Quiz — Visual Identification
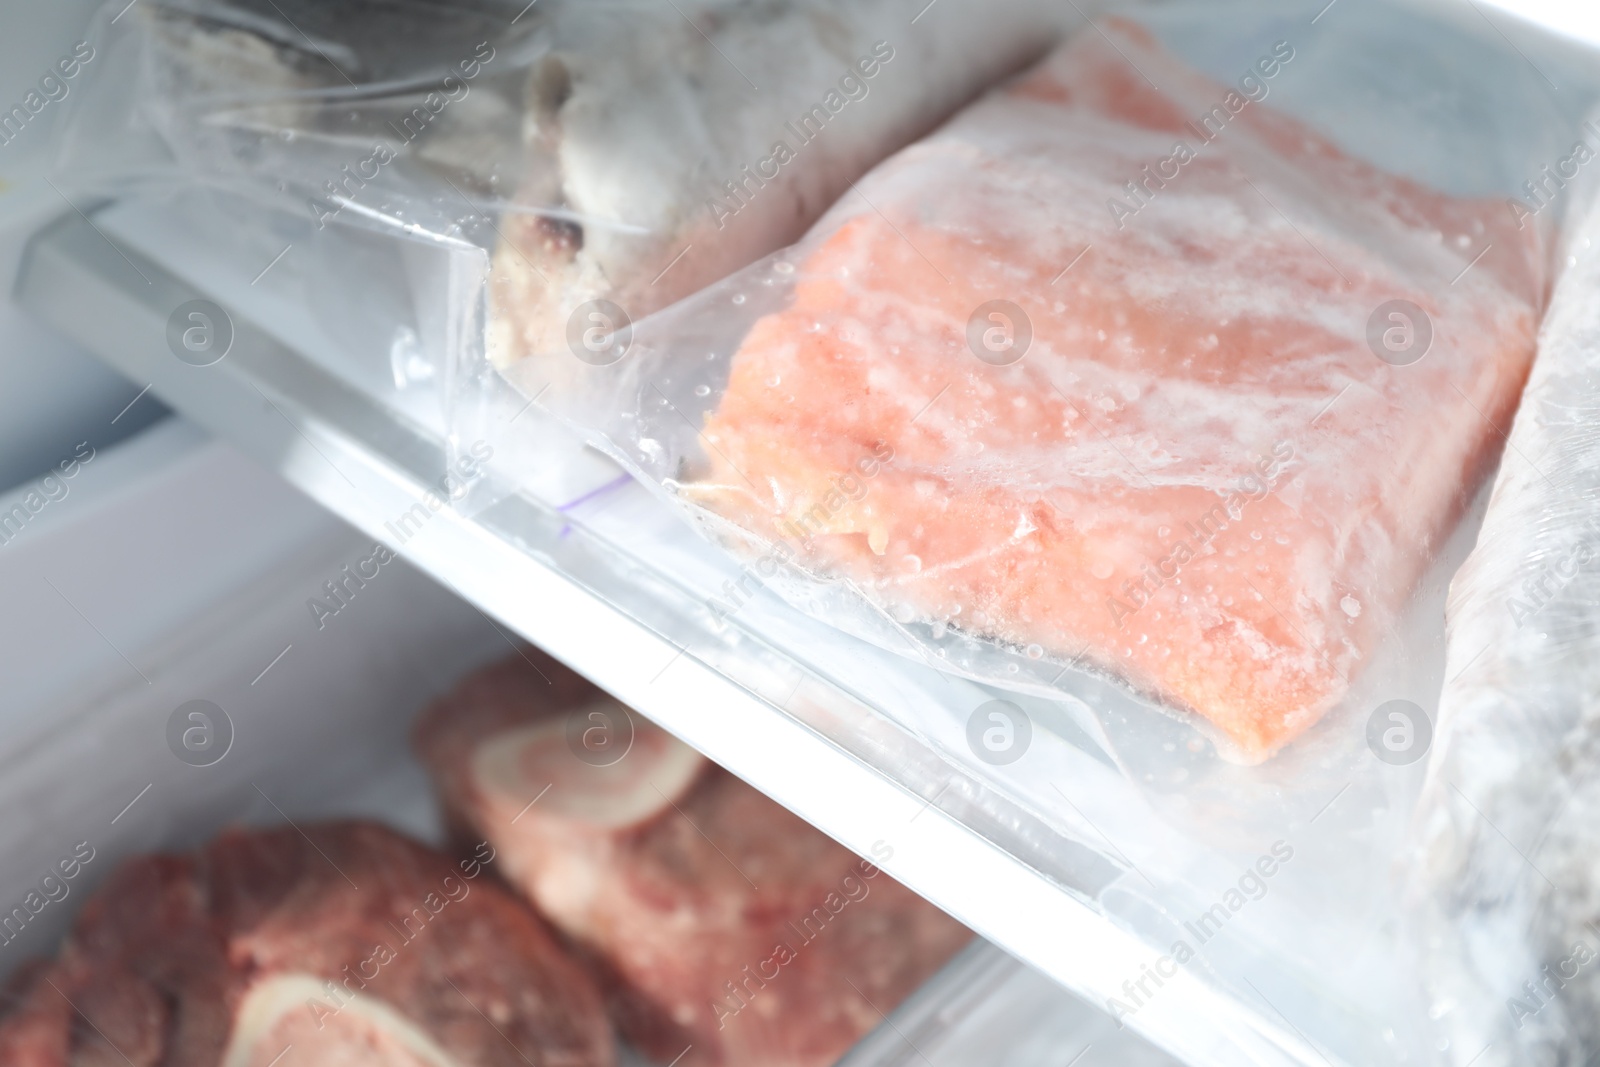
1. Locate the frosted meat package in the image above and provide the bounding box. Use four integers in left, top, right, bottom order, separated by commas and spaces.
527, 14, 1546, 761
1410, 166, 1600, 1066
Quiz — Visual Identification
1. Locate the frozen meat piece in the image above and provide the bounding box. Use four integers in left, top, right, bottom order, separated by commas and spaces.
0, 961, 69, 1067
1411, 191, 1600, 1065
488, 0, 1077, 369
0, 821, 614, 1067
692, 18, 1543, 760
413, 649, 973, 1067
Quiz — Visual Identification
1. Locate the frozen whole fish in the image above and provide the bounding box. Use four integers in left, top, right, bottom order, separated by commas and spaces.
486, 0, 1079, 370
1412, 191, 1600, 1065
691, 19, 1543, 760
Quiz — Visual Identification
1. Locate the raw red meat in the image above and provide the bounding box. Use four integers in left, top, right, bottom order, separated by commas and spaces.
413, 649, 972, 1067
0, 821, 615, 1067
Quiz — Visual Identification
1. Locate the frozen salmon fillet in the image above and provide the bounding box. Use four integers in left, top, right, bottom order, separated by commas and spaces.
693, 19, 1543, 760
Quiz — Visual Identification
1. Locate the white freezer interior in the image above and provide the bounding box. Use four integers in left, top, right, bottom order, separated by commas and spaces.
22, 3, 1600, 1060
0, 0, 166, 490
0, 416, 1178, 1066
6, 0, 1600, 1064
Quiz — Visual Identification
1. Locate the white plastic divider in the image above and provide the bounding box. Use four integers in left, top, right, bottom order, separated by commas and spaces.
17, 206, 1316, 1066
0, 0, 165, 490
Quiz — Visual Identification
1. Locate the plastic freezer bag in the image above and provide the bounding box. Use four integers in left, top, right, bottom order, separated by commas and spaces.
1409, 163, 1600, 1066
521, 12, 1549, 764
52, 0, 1086, 423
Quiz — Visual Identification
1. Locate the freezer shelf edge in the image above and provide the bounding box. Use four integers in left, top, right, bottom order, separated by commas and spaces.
16, 209, 1321, 1067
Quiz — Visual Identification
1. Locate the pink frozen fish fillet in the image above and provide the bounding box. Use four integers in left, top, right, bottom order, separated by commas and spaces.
695, 18, 1543, 760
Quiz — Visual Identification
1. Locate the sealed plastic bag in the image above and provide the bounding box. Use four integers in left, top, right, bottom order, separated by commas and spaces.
522, 15, 1546, 763
1410, 148, 1600, 1067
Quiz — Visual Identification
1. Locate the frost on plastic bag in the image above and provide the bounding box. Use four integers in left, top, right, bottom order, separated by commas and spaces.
467, 0, 1084, 501
51, 0, 549, 510
1409, 158, 1600, 1067
53, 0, 541, 223
522, 11, 1549, 767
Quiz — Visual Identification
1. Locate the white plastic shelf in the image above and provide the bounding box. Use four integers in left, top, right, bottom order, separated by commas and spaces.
0, 416, 1170, 1065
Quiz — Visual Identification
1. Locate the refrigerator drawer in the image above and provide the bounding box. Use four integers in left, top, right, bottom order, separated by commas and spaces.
0, 417, 1174, 1066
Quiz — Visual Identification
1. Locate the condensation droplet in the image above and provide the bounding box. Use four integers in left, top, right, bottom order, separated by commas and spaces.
1026, 643, 1043, 659
732, 293, 747, 305
1341, 595, 1362, 618
693, 384, 711, 398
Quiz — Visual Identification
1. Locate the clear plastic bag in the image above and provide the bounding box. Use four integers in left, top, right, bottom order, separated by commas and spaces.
52, 0, 1085, 510
520, 8, 1555, 766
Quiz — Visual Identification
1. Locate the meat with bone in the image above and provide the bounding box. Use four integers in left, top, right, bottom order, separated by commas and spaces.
0, 821, 615, 1067
413, 649, 973, 1067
